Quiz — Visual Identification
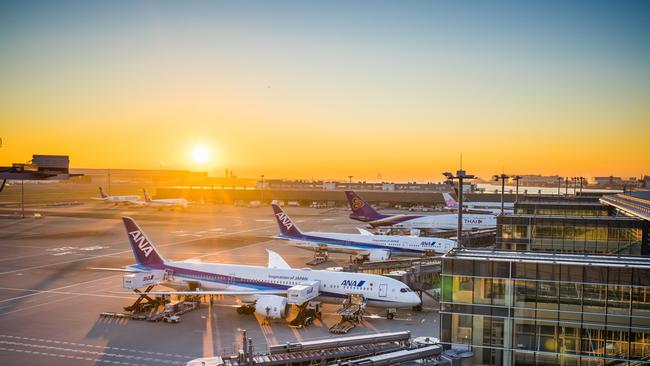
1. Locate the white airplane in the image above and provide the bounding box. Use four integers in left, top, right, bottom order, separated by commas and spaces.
92, 187, 139, 204
345, 191, 496, 230
106, 217, 421, 320
442, 193, 513, 215
272, 203, 456, 261
141, 189, 189, 208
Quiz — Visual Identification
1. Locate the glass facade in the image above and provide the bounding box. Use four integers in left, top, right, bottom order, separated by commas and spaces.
441, 254, 650, 365
497, 215, 648, 255
514, 202, 611, 217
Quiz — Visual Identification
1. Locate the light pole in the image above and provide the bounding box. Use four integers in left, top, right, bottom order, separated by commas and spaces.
512, 175, 522, 203
578, 177, 584, 195
565, 177, 569, 195
443, 170, 475, 248
260, 175, 265, 203
493, 173, 510, 216
557, 177, 563, 196
348, 175, 353, 186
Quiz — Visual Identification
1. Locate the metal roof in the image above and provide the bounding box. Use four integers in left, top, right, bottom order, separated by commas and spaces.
600, 191, 650, 221
445, 248, 650, 269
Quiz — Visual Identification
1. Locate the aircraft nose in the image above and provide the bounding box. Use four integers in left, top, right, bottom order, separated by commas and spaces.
411, 293, 422, 306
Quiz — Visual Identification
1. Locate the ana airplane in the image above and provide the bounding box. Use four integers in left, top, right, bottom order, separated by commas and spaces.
109, 217, 421, 320
141, 189, 189, 208
442, 192, 513, 215
92, 187, 139, 204
345, 191, 496, 230
272, 203, 456, 261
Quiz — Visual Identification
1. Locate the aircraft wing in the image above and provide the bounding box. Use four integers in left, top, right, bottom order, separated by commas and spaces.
122, 289, 288, 296
290, 242, 365, 255
89, 267, 146, 272
127, 200, 147, 206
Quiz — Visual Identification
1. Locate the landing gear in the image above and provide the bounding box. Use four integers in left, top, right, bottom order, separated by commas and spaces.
386, 308, 397, 320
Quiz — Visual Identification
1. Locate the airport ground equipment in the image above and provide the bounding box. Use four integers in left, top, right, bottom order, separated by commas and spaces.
288, 301, 321, 328
305, 244, 329, 265
185, 331, 412, 366
329, 294, 366, 334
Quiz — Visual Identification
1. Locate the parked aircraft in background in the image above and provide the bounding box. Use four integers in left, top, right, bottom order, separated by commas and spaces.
105, 217, 420, 321
271, 203, 456, 261
92, 187, 139, 204
442, 193, 513, 215
142, 189, 189, 209
345, 191, 496, 230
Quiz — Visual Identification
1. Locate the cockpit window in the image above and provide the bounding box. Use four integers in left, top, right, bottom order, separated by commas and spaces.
400, 288, 411, 293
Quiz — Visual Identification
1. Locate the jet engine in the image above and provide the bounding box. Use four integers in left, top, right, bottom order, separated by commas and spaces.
368, 249, 391, 261
254, 295, 289, 319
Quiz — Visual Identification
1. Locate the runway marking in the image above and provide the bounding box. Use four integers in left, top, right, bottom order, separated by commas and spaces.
0, 274, 119, 304
0, 287, 133, 301
0, 342, 181, 364
0, 230, 274, 315
0, 225, 274, 276
0, 335, 193, 358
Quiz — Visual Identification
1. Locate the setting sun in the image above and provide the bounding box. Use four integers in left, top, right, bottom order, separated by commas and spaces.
191, 146, 211, 165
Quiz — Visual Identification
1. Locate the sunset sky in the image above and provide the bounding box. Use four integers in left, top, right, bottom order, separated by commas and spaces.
1, 0, 648, 181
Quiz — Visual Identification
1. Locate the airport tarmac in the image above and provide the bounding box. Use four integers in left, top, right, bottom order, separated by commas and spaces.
0, 202, 440, 366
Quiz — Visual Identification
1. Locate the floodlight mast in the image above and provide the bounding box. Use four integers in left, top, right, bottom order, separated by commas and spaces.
493, 173, 510, 215
443, 170, 475, 248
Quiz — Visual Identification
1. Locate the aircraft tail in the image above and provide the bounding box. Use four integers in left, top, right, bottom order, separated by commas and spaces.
344, 191, 386, 221
143, 189, 152, 203
442, 193, 458, 209
122, 217, 166, 267
99, 186, 108, 198
271, 203, 303, 238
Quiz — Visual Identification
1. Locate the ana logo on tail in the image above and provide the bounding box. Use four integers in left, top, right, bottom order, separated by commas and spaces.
351, 197, 365, 210
275, 212, 293, 231
129, 230, 153, 257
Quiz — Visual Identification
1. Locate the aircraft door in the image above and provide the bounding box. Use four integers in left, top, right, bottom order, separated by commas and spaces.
379, 283, 388, 297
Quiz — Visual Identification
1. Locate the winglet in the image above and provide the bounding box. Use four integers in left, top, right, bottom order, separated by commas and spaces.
99, 186, 107, 198
267, 249, 291, 269
356, 227, 375, 236
143, 189, 152, 203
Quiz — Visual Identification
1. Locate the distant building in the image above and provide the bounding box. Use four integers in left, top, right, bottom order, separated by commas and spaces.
593, 176, 641, 190
258, 179, 451, 192
513, 175, 563, 187
440, 249, 650, 365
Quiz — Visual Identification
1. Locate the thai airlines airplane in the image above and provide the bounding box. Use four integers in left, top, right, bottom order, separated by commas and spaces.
345, 191, 496, 230
141, 189, 189, 208
92, 187, 139, 204
442, 193, 514, 215
272, 203, 456, 261
110, 217, 421, 320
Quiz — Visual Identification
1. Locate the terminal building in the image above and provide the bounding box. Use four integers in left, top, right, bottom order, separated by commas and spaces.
497, 215, 649, 256
440, 249, 650, 365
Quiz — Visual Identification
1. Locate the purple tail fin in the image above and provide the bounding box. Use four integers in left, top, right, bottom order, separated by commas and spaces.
272, 203, 303, 238
122, 217, 165, 267
99, 186, 107, 198
344, 191, 387, 221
